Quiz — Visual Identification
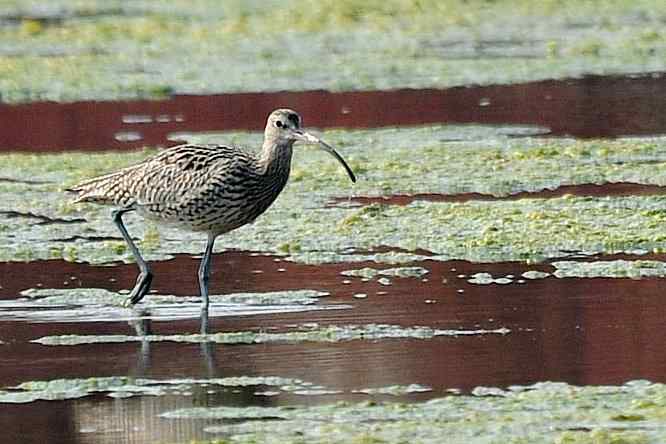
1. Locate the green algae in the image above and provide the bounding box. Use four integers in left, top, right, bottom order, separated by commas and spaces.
352, 384, 432, 396
5, 133, 666, 265
522, 270, 552, 280
291, 251, 432, 266
552, 260, 666, 279
327, 195, 666, 264
377, 277, 392, 286
0, 375, 317, 404
341, 267, 382, 279
467, 273, 514, 285
20, 287, 330, 307
378, 267, 429, 278
341, 266, 429, 279
164, 380, 666, 444
509, 260, 666, 280
0, 376, 157, 403
0, 1, 665, 102
31, 323, 510, 346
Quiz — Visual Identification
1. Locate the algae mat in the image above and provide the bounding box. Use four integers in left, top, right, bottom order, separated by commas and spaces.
2, 128, 666, 265
0, 375, 330, 403
177, 381, 666, 444
5, 377, 666, 444
1, 0, 665, 102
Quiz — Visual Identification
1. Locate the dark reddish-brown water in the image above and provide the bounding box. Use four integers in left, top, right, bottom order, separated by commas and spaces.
2, 252, 666, 389
1, 73, 665, 152
332, 182, 666, 206
2, 252, 666, 443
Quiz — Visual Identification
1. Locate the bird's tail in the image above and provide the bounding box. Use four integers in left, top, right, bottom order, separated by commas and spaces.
66, 171, 128, 205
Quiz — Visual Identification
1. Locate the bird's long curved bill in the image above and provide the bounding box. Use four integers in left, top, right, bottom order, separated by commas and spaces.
295, 131, 357, 183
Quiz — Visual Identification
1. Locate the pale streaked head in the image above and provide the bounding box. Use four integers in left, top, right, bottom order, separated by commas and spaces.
265, 108, 356, 183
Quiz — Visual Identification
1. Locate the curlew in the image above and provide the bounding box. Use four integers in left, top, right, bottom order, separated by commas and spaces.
68, 109, 356, 309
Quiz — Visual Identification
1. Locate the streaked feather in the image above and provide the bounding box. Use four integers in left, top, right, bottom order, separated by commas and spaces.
68, 142, 291, 234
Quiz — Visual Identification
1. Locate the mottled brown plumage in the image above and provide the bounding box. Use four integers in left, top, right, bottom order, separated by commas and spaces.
69, 109, 356, 309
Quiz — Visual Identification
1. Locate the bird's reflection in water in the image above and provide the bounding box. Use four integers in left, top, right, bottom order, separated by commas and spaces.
127, 306, 216, 378
199, 307, 216, 376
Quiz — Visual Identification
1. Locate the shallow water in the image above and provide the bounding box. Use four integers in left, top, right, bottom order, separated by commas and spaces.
2, 2, 666, 441
1, 69, 665, 444
1, 73, 665, 151
331, 182, 666, 206
2, 251, 666, 442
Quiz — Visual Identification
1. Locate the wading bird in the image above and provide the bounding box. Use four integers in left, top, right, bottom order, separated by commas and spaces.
69, 109, 356, 309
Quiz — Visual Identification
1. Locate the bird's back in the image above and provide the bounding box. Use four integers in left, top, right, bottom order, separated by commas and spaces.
69, 143, 287, 234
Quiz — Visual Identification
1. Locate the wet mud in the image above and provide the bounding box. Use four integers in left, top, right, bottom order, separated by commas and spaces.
1, 73, 665, 151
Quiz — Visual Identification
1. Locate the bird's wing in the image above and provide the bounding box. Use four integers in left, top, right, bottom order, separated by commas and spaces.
131, 144, 256, 209
69, 143, 257, 209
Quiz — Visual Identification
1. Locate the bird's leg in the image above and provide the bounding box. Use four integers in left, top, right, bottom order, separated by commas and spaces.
112, 208, 153, 306
200, 304, 210, 334
198, 233, 217, 310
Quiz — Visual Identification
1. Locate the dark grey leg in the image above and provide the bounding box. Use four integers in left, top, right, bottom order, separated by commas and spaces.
198, 233, 217, 309
200, 304, 210, 334
112, 208, 153, 306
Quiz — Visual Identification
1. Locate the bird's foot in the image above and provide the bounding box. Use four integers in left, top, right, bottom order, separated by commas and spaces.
122, 272, 153, 307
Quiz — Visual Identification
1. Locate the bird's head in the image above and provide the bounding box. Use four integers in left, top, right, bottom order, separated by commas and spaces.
265, 108, 356, 183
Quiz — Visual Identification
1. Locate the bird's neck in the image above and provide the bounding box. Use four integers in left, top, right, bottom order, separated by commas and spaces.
258, 140, 294, 178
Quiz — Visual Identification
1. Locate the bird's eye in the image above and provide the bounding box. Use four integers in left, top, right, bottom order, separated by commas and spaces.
287, 113, 299, 126
275, 120, 283, 128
